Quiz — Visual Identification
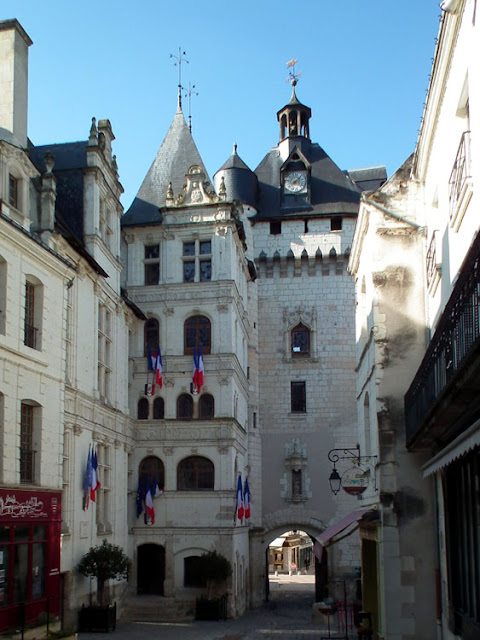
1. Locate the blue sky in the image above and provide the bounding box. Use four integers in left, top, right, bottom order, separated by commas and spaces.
2, 1, 442, 210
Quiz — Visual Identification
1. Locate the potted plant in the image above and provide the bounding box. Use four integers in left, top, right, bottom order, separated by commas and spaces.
195, 550, 232, 621
77, 540, 130, 632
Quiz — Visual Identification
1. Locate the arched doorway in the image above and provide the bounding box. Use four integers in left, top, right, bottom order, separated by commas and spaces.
137, 544, 165, 595
266, 530, 318, 607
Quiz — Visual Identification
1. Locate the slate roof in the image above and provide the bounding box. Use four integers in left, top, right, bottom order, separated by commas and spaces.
214, 144, 258, 208
346, 166, 387, 192
29, 140, 108, 277
122, 107, 212, 227
253, 139, 362, 220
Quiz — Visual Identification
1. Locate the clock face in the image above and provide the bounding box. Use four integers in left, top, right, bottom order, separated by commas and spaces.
284, 171, 307, 193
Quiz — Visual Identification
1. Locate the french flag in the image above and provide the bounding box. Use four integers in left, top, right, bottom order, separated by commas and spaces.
244, 478, 251, 520
193, 346, 204, 393
236, 475, 244, 522
145, 483, 155, 525
90, 447, 101, 502
155, 346, 162, 389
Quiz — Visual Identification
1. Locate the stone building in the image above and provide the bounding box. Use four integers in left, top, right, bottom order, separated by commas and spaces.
0, 19, 141, 630
0, 13, 392, 633
349, 0, 479, 638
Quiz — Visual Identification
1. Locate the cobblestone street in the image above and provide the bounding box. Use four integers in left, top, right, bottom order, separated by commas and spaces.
78, 574, 344, 640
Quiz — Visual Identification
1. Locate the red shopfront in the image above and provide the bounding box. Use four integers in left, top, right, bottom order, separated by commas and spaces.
0, 488, 61, 632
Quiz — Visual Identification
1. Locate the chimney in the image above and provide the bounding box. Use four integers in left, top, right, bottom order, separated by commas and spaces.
0, 19, 32, 148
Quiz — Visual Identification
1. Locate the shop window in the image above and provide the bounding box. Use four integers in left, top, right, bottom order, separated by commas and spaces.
177, 394, 193, 420
199, 394, 214, 420
138, 398, 149, 420
184, 556, 206, 587
177, 456, 214, 490
183, 239, 212, 283
144, 318, 159, 356
291, 381, 306, 413
24, 276, 43, 351
153, 397, 164, 420
184, 315, 211, 355
291, 323, 310, 357
144, 244, 160, 285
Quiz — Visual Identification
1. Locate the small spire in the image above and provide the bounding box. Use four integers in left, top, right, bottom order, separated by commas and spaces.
232, 142, 238, 155
170, 48, 189, 111
218, 176, 226, 199
44, 151, 54, 174
88, 117, 98, 146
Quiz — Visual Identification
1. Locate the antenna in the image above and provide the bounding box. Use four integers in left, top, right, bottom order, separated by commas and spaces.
183, 82, 199, 133
286, 58, 301, 87
170, 47, 189, 109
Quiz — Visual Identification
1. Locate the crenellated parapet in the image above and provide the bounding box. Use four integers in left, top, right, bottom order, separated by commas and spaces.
255, 245, 351, 278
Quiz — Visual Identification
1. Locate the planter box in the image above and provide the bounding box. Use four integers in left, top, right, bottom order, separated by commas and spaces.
195, 595, 227, 621
78, 603, 116, 632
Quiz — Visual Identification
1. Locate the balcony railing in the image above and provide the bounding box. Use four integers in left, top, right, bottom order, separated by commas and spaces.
449, 131, 472, 225
405, 231, 480, 445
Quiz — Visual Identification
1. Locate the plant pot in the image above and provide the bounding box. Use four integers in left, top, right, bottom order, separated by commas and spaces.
195, 595, 227, 621
78, 603, 116, 632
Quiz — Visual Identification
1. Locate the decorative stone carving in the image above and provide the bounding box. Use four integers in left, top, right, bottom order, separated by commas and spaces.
73, 425, 83, 436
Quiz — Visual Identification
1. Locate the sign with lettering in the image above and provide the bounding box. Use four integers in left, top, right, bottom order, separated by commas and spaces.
0, 489, 61, 521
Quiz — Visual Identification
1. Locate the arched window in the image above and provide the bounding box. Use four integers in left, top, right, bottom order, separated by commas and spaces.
291, 323, 310, 358
137, 398, 149, 420
184, 315, 211, 355
139, 455, 164, 492
144, 318, 159, 356
153, 397, 164, 420
199, 394, 214, 420
177, 394, 193, 420
177, 456, 214, 490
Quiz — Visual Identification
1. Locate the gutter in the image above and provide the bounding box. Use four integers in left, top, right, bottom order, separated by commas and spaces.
362, 196, 421, 230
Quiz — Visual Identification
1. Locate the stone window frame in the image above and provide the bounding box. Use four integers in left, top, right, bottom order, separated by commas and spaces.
177, 455, 214, 491
182, 238, 212, 283
283, 307, 318, 363
281, 438, 311, 503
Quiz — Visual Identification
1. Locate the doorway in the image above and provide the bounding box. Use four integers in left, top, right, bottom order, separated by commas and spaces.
137, 544, 165, 595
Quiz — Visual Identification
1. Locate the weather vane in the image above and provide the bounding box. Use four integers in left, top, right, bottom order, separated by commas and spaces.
170, 47, 189, 108
183, 81, 199, 133
286, 58, 301, 87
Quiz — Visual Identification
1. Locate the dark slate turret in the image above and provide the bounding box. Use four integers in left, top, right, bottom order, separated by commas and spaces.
122, 104, 212, 227
214, 143, 258, 208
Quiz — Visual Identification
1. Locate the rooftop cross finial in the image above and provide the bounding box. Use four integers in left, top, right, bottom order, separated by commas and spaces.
170, 47, 189, 110
286, 58, 301, 87
183, 81, 199, 133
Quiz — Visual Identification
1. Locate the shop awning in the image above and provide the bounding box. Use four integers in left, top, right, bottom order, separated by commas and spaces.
312, 509, 375, 562
423, 420, 480, 477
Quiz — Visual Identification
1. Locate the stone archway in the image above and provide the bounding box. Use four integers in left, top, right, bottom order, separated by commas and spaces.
249, 518, 327, 609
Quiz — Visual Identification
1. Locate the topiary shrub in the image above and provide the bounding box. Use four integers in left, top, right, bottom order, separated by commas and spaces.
78, 539, 130, 606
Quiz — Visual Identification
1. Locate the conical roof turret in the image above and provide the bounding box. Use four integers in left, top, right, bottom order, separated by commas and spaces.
214, 143, 258, 208
122, 106, 212, 226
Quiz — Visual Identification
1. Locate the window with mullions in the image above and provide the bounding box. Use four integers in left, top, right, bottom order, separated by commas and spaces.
144, 244, 160, 285
291, 323, 310, 358
144, 318, 159, 356
139, 456, 164, 493
177, 394, 193, 419
291, 381, 306, 413
199, 394, 214, 420
184, 315, 211, 355
177, 456, 214, 490
183, 240, 212, 283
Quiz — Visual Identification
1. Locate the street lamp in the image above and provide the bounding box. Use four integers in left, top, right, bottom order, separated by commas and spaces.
328, 467, 342, 495
327, 445, 377, 495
